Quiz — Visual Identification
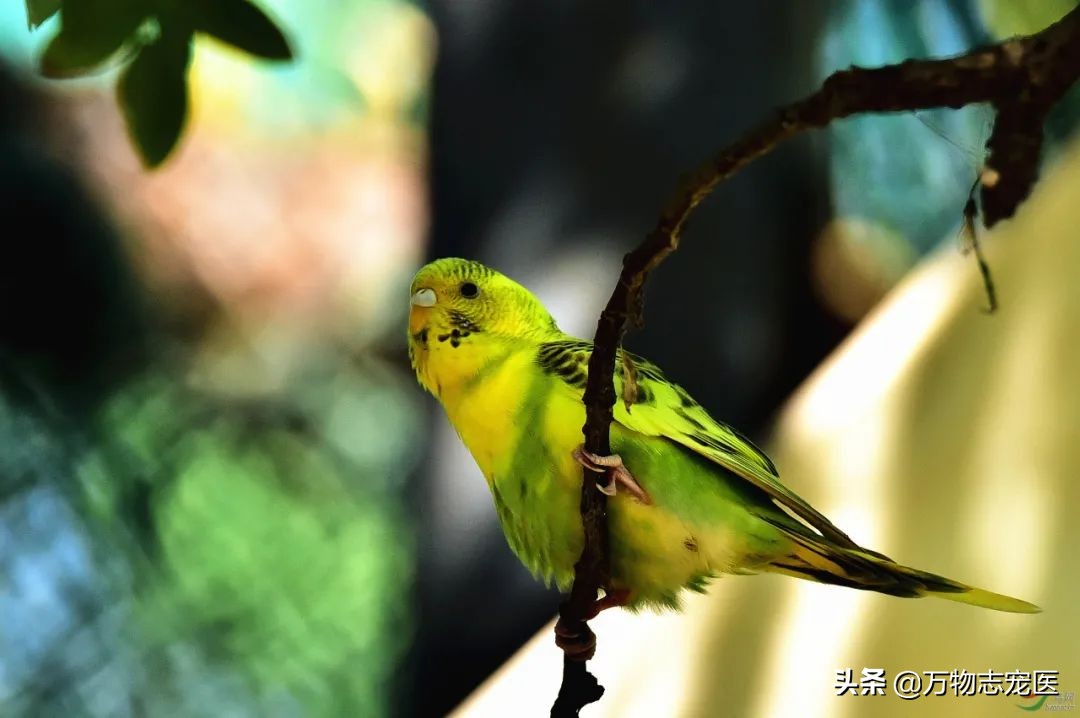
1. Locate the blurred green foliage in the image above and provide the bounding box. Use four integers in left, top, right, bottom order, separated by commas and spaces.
3, 364, 417, 717
978, 0, 1078, 37
25, 0, 292, 165
0, 127, 420, 714
979, 0, 1080, 141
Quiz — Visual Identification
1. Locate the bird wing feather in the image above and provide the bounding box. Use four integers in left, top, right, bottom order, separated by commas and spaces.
536, 339, 863, 550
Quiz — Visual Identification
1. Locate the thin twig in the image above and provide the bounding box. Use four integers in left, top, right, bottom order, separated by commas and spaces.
960, 176, 999, 312
553, 7, 1080, 715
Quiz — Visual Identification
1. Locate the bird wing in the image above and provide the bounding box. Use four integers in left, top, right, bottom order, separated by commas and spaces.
536, 339, 862, 550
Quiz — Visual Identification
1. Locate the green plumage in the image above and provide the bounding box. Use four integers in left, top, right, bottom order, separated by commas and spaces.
407, 258, 1040, 614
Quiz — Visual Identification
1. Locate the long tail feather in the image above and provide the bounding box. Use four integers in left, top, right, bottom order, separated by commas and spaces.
764, 520, 1039, 614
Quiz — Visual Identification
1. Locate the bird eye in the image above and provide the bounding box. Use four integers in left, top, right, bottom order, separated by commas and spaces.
460, 282, 479, 298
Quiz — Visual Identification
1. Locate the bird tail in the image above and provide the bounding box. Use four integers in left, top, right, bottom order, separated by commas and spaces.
764, 520, 1039, 614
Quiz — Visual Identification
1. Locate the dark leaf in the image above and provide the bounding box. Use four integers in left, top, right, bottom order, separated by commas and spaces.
26, 0, 61, 30
185, 0, 292, 61
39, 0, 147, 78
118, 24, 192, 167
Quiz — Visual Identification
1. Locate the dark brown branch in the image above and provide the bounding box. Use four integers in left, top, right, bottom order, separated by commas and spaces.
553, 6, 1080, 715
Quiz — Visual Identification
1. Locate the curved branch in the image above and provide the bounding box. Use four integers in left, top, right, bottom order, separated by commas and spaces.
553, 6, 1080, 715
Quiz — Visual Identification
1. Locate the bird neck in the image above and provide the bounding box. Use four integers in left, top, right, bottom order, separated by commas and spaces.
414, 324, 549, 404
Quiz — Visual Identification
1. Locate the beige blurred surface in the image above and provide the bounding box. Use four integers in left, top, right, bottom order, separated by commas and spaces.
453, 136, 1080, 717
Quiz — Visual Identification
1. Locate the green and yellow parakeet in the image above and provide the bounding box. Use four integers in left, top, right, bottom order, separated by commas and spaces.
407, 257, 1038, 615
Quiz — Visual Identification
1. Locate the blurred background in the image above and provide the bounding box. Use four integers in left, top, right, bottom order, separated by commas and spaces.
0, 1, 1076, 717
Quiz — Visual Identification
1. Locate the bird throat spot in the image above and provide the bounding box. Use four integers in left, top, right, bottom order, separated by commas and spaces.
448, 310, 483, 334
437, 327, 471, 348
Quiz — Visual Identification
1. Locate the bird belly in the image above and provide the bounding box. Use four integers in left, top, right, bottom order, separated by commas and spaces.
491, 460, 764, 611
487, 407, 778, 610
447, 362, 783, 610
607, 498, 759, 610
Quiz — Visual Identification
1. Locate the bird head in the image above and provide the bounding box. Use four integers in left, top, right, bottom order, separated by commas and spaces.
407, 259, 559, 350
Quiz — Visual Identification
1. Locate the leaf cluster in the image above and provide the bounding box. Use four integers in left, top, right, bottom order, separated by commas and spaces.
25, 0, 294, 166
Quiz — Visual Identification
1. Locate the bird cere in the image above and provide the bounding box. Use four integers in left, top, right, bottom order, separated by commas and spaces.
407, 257, 1038, 615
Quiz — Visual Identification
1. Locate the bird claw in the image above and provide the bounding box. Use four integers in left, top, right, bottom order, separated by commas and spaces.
572, 446, 652, 504
596, 477, 618, 497
585, 588, 633, 619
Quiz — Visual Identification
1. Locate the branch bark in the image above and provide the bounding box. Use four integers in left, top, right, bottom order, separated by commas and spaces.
552, 6, 1080, 715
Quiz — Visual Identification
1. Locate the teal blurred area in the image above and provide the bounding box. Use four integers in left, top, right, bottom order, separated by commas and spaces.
820, 0, 993, 257
812, 0, 1080, 322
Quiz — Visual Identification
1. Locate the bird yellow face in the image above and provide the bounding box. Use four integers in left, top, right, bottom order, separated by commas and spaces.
408, 258, 495, 345
407, 258, 560, 394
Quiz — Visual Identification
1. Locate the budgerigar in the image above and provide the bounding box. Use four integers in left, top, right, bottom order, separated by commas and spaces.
407, 257, 1038, 615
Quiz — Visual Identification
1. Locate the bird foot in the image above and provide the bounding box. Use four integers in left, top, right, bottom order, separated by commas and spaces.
585, 588, 633, 619
572, 446, 652, 504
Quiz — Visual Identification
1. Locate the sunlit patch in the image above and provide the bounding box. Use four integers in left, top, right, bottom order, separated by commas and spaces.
787, 250, 959, 440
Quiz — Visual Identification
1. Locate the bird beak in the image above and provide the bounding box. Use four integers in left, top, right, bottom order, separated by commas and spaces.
411, 288, 436, 308
409, 288, 436, 335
